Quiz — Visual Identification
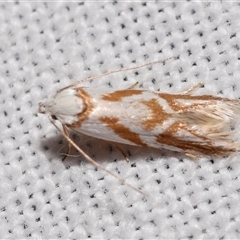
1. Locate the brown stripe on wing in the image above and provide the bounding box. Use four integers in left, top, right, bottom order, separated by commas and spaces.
102, 90, 143, 102
140, 98, 171, 131
162, 121, 209, 141
67, 88, 95, 128
156, 133, 233, 156
99, 116, 147, 147
156, 120, 234, 156
159, 93, 228, 112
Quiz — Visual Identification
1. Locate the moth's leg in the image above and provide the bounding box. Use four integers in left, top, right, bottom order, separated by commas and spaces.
62, 127, 130, 162
127, 82, 139, 90
62, 125, 71, 161
182, 82, 204, 95
50, 119, 145, 195
109, 141, 130, 162
185, 152, 198, 160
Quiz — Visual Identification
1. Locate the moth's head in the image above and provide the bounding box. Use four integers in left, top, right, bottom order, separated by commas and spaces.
38, 88, 85, 125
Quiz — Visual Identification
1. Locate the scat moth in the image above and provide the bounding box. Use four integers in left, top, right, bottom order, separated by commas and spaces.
39, 59, 240, 193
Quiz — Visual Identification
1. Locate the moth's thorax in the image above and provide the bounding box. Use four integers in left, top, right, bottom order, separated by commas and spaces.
39, 88, 85, 125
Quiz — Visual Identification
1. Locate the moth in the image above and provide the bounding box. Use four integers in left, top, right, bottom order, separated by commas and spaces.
39, 59, 240, 194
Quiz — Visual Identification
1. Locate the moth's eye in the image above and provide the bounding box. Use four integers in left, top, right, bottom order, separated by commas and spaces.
51, 115, 57, 120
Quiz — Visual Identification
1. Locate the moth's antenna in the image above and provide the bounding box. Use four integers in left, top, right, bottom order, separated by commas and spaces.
59, 57, 174, 92
50, 117, 147, 196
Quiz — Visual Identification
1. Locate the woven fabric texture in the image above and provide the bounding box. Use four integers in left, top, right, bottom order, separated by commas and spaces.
1, 2, 240, 239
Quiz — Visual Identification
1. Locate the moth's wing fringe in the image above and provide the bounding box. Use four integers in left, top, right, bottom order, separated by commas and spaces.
50, 118, 146, 196
177, 100, 240, 153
